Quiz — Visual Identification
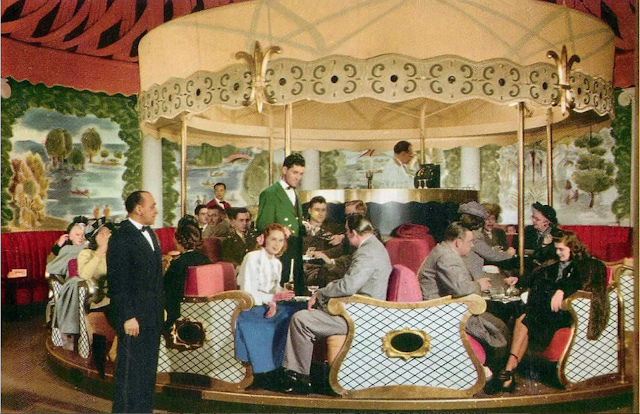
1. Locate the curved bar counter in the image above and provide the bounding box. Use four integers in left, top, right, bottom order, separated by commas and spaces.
46, 266, 635, 412
298, 188, 478, 205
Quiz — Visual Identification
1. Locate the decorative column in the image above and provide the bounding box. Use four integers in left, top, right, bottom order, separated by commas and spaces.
142, 133, 164, 228
459, 147, 480, 190
301, 149, 320, 190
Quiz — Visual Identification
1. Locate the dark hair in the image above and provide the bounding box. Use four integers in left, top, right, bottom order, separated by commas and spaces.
346, 214, 374, 235
227, 207, 250, 220
443, 222, 470, 242
208, 204, 225, 213
393, 140, 412, 154
213, 182, 226, 190
283, 152, 305, 169
125, 190, 149, 214
459, 213, 484, 231
87, 222, 115, 250
308, 195, 327, 210
194, 204, 208, 215
175, 215, 202, 250
260, 223, 288, 256
552, 229, 589, 260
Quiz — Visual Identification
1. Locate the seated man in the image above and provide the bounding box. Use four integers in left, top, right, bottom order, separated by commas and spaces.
203, 205, 232, 238
221, 207, 258, 268
194, 204, 210, 234
302, 196, 349, 287
418, 221, 510, 380
523, 202, 559, 275
279, 214, 392, 394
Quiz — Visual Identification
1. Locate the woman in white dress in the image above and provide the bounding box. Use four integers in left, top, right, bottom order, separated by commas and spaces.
235, 223, 300, 388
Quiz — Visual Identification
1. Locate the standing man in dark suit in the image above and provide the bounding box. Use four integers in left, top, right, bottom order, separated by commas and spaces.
107, 190, 163, 413
256, 153, 306, 295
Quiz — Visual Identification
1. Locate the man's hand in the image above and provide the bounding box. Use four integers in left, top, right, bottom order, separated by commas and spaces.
478, 277, 491, 292
506, 247, 516, 256
309, 251, 332, 264
504, 276, 519, 286
124, 318, 140, 337
307, 293, 317, 310
329, 234, 345, 246
551, 290, 565, 312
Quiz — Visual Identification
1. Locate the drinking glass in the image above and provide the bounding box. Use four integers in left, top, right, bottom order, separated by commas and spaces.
307, 285, 319, 296
284, 281, 295, 292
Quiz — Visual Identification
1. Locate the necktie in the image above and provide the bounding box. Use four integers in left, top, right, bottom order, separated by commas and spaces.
141, 225, 151, 233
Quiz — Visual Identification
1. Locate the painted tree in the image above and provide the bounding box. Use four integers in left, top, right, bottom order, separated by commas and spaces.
68, 148, 85, 170
45, 128, 73, 168
8, 152, 49, 227
571, 133, 615, 208
81, 127, 102, 163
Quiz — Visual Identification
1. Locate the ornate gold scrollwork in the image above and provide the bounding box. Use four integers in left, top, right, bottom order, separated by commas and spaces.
547, 45, 581, 114
381, 327, 431, 360
235, 41, 282, 113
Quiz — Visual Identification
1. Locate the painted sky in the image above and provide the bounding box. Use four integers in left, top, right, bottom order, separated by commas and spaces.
11, 108, 122, 146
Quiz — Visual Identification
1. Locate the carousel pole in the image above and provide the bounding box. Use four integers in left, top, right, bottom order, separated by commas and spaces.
546, 108, 553, 205
180, 114, 188, 217
284, 103, 293, 156
420, 101, 427, 164
268, 106, 274, 185
517, 102, 526, 276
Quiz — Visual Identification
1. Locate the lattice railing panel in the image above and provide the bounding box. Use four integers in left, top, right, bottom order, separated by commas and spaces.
337, 301, 477, 391
565, 291, 619, 383
157, 299, 247, 384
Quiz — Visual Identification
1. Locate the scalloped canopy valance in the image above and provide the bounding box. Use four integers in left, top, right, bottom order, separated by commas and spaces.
138, 0, 615, 150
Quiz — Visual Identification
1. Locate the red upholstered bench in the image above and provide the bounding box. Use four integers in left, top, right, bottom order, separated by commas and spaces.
1, 227, 179, 307
1, 230, 65, 305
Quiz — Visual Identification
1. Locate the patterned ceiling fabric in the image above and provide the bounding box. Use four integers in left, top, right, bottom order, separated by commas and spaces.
0, 0, 635, 95
0, 0, 247, 95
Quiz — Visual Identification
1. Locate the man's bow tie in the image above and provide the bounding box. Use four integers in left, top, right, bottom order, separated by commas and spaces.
286, 186, 295, 190
141, 225, 152, 233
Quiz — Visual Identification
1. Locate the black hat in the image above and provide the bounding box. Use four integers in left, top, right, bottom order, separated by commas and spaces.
85, 217, 116, 240
532, 202, 557, 224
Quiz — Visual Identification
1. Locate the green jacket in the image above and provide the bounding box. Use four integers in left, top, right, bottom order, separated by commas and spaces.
256, 182, 305, 237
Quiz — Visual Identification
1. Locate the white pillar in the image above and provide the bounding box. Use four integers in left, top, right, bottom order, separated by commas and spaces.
301, 149, 320, 190
142, 134, 164, 228
460, 147, 480, 190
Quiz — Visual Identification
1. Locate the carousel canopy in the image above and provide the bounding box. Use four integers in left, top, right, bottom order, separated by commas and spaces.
138, 0, 615, 150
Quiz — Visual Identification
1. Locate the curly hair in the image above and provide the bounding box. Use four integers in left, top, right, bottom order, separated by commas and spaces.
260, 223, 288, 257
174, 215, 202, 251
482, 203, 502, 220
553, 229, 589, 260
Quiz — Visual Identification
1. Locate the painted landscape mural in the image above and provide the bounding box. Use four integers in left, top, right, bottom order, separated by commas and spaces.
1, 79, 632, 232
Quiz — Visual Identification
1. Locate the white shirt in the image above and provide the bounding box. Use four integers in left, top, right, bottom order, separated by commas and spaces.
373, 156, 413, 188
237, 248, 283, 305
129, 218, 155, 251
279, 179, 297, 206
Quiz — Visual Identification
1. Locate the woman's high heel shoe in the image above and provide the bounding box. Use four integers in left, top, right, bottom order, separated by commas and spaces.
497, 369, 516, 393
484, 369, 516, 394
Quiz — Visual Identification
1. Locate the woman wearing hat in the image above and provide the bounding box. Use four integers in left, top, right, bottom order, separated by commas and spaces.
523, 202, 559, 280
78, 218, 115, 312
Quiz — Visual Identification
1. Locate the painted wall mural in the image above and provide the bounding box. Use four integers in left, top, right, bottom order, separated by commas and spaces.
1, 79, 139, 231
1, 79, 631, 232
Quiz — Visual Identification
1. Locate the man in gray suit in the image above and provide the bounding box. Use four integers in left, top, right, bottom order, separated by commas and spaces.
279, 214, 392, 394
418, 221, 509, 384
